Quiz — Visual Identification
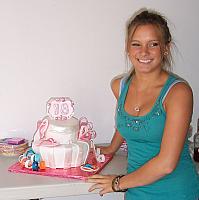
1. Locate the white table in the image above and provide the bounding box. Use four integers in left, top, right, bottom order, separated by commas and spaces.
1, 151, 198, 200
0, 152, 127, 200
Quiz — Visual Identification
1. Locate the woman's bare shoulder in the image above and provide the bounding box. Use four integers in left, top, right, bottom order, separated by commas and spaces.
164, 81, 193, 110
110, 77, 122, 99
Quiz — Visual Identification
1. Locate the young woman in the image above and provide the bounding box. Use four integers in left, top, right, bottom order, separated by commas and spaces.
87, 9, 199, 200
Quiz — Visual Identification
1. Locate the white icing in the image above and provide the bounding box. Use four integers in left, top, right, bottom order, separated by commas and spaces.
71, 143, 79, 166
32, 116, 90, 169
44, 116, 79, 144
38, 143, 89, 169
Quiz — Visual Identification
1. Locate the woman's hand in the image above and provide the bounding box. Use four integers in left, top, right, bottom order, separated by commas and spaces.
87, 174, 117, 196
97, 145, 115, 155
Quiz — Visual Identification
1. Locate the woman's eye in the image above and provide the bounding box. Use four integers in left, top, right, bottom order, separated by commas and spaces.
131, 43, 140, 47
149, 42, 159, 48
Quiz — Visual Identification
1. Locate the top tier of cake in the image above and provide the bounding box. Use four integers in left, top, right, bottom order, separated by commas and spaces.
42, 116, 79, 144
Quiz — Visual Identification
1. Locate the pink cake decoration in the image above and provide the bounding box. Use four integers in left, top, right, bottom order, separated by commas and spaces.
38, 118, 49, 139
78, 117, 96, 141
47, 97, 74, 120
34, 118, 59, 147
77, 118, 106, 172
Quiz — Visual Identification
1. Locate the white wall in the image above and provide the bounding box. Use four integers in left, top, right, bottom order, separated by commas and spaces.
0, 0, 198, 199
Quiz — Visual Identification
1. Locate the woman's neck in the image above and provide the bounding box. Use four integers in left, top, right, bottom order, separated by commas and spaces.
133, 70, 168, 91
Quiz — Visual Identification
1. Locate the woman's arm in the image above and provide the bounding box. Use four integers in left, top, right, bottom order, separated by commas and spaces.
88, 82, 193, 195
99, 77, 125, 155
99, 130, 124, 154
117, 82, 193, 189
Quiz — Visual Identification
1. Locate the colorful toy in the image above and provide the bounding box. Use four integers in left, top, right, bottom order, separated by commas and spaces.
18, 148, 46, 171
32, 161, 39, 171
80, 163, 99, 172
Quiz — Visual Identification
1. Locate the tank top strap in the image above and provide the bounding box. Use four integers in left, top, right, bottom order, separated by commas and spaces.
118, 76, 132, 105
119, 75, 128, 96
158, 73, 187, 103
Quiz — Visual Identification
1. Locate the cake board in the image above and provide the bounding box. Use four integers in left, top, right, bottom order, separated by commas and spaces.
8, 154, 113, 180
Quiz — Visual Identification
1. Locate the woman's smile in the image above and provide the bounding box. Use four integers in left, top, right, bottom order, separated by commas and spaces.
137, 58, 153, 64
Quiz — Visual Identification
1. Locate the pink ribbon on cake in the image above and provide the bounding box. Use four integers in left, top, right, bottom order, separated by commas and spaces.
78, 117, 96, 141
38, 138, 59, 146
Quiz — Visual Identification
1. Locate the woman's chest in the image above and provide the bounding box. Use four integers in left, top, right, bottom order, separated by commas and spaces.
124, 84, 163, 117
117, 102, 166, 143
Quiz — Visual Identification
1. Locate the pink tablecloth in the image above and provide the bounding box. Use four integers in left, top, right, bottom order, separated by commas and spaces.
8, 154, 113, 180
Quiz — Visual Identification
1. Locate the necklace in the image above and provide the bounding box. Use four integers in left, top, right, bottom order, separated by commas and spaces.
133, 87, 141, 113
134, 106, 140, 112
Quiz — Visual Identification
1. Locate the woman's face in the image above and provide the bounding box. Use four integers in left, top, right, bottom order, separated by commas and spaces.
128, 24, 167, 74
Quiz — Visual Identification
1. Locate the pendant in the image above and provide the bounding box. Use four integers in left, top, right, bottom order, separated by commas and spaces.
134, 106, 140, 112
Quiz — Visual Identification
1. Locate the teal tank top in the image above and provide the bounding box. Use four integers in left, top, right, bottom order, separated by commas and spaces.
116, 73, 199, 200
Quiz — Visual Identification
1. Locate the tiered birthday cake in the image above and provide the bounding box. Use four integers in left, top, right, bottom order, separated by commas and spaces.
9, 97, 113, 179
24, 97, 94, 170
